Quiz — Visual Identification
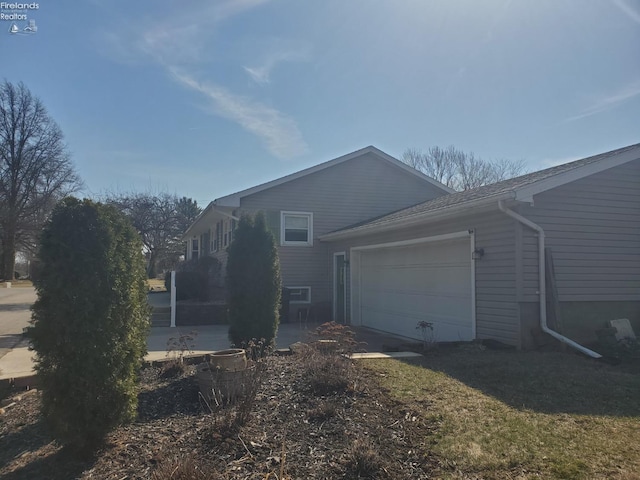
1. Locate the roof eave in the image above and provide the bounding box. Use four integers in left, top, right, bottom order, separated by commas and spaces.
320, 192, 516, 242
321, 142, 640, 243
182, 201, 215, 240
214, 197, 241, 207
181, 203, 236, 240
211, 145, 453, 206
514, 144, 640, 201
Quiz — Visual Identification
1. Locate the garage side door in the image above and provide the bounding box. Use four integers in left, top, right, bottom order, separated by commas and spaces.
358, 238, 473, 342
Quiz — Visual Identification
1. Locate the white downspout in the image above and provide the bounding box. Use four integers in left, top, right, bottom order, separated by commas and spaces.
498, 200, 601, 358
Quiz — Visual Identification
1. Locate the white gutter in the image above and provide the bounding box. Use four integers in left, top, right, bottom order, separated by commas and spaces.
498, 200, 601, 358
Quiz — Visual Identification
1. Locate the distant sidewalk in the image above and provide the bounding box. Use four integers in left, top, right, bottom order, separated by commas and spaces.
0, 338, 33, 380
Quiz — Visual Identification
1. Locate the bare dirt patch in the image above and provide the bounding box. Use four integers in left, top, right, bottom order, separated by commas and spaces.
0, 355, 442, 479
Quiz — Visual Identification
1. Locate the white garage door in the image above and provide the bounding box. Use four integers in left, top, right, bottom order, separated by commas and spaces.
357, 237, 473, 342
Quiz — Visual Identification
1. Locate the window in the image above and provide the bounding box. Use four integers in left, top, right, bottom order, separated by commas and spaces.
281, 211, 313, 246
288, 286, 311, 304
191, 238, 199, 260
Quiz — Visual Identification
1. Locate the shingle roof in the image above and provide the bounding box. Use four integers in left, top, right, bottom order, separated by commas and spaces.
322, 143, 640, 238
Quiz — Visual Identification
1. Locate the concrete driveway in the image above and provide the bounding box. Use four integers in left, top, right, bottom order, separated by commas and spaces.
0, 287, 407, 379
0, 286, 36, 360
147, 322, 406, 362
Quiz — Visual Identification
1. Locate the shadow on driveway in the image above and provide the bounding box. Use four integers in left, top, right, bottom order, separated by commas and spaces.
0, 303, 32, 312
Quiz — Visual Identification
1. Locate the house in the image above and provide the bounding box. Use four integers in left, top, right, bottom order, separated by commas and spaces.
321, 143, 640, 350
182, 146, 453, 320
185, 143, 639, 350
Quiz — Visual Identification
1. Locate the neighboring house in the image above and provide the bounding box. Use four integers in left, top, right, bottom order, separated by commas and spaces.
182, 146, 452, 321
321, 143, 640, 349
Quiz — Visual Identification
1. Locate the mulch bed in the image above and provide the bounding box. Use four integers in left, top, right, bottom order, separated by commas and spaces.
0, 354, 443, 479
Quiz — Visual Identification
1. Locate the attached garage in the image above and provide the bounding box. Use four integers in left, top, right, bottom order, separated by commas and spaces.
350, 232, 475, 342
322, 144, 640, 351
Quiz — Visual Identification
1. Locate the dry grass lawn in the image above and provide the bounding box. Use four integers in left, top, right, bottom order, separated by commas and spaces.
366, 347, 640, 479
147, 278, 166, 292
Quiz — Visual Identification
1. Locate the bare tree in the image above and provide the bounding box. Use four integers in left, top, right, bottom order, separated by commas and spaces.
402, 145, 527, 191
488, 158, 529, 184
0, 81, 81, 280
106, 192, 201, 277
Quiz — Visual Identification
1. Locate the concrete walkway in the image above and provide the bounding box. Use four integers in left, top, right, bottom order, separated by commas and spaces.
0, 323, 410, 380
147, 291, 170, 309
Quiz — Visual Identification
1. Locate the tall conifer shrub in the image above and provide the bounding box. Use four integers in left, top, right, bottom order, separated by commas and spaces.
227, 212, 281, 346
29, 198, 150, 450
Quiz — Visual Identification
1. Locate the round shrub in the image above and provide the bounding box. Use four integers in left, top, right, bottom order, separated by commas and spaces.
29, 198, 150, 451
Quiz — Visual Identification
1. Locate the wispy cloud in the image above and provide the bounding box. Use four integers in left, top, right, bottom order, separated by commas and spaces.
171, 69, 308, 159
135, 0, 271, 65
96, 1, 266, 66
95, 0, 309, 160
612, 0, 640, 25
244, 49, 310, 85
564, 80, 640, 122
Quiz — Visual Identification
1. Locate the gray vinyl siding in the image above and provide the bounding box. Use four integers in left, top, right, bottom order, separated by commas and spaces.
239, 152, 448, 305
327, 211, 520, 346
519, 159, 640, 303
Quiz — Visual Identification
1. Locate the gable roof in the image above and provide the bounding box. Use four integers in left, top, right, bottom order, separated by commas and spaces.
182, 145, 453, 239
320, 142, 640, 241
213, 145, 454, 207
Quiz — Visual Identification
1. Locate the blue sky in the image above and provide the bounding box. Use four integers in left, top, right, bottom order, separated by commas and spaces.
2, 0, 639, 206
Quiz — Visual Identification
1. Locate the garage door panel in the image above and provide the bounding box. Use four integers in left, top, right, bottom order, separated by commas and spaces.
362, 307, 472, 341
362, 288, 470, 313
362, 264, 469, 292
362, 290, 470, 324
358, 237, 473, 342
363, 242, 467, 265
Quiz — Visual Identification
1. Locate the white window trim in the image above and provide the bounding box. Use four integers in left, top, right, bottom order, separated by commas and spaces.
280, 211, 313, 246
190, 237, 200, 259
287, 286, 311, 304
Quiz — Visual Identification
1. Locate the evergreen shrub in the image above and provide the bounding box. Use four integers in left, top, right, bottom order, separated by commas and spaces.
226, 212, 281, 346
29, 198, 150, 451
